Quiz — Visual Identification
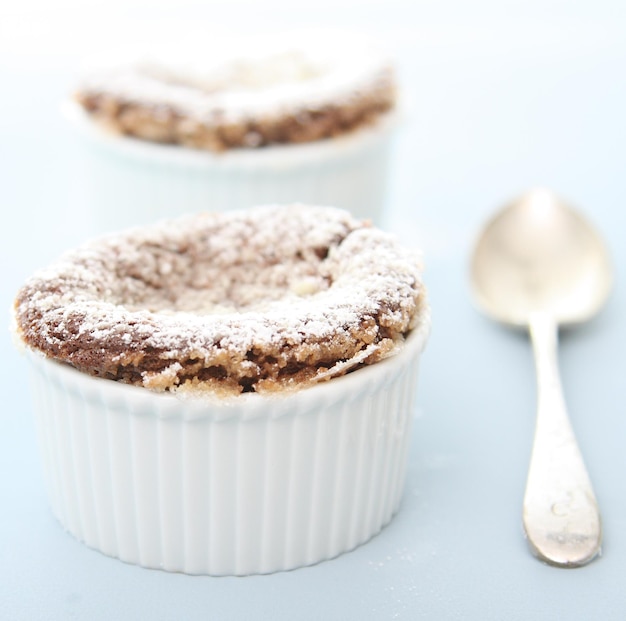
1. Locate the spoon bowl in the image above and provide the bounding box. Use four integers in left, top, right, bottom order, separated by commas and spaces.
470, 188, 612, 567
471, 188, 612, 327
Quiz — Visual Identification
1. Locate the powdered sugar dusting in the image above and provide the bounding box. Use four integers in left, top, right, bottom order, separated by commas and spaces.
14, 204, 426, 394
77, 30, 393, 124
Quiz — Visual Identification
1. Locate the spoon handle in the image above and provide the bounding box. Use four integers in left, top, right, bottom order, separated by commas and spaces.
523, 313, 602, 567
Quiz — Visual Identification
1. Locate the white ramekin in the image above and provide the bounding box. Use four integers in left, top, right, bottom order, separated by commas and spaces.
24, 317, 429, 576
65, 102, 398, 233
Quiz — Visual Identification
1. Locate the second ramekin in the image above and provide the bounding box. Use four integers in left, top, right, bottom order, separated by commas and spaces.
65, 102, 398, 233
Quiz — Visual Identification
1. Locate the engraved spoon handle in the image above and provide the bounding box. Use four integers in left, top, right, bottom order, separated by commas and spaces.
523, 312, 602, 567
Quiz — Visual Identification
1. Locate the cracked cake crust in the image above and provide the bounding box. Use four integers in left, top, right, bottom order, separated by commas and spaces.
74, 31, 397, 151
13, 205, 426, 395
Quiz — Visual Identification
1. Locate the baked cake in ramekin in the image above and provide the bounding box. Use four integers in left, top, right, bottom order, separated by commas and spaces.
67, 30, 400, 231
13, 204, 430, 575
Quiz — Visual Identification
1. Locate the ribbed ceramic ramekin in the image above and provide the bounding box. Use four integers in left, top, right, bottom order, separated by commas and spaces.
24, 317, 429, 576
65, 102, 398, 233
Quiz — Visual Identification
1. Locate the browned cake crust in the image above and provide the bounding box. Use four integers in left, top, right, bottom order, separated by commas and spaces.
76, 76, 395, 152
73, 33, 397, 151
14, 205, 426, 395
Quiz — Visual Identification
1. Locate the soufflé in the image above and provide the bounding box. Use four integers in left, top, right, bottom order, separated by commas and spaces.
13, 204, 430, 575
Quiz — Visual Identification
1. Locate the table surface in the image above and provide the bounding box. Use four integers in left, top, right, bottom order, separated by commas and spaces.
2, 1, 626, 619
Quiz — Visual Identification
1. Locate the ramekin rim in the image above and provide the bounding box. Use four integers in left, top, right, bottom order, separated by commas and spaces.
24, 308, 430, 422
61, 99, 400, 170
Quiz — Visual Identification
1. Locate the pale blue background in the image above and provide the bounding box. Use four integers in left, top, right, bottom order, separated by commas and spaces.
1, 1, 625, 618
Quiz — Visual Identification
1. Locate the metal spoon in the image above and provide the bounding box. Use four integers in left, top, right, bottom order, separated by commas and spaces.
469, 188, 612, 567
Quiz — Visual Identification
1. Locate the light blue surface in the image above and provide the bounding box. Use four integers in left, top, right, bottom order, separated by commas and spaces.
2, 1, 625, 619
